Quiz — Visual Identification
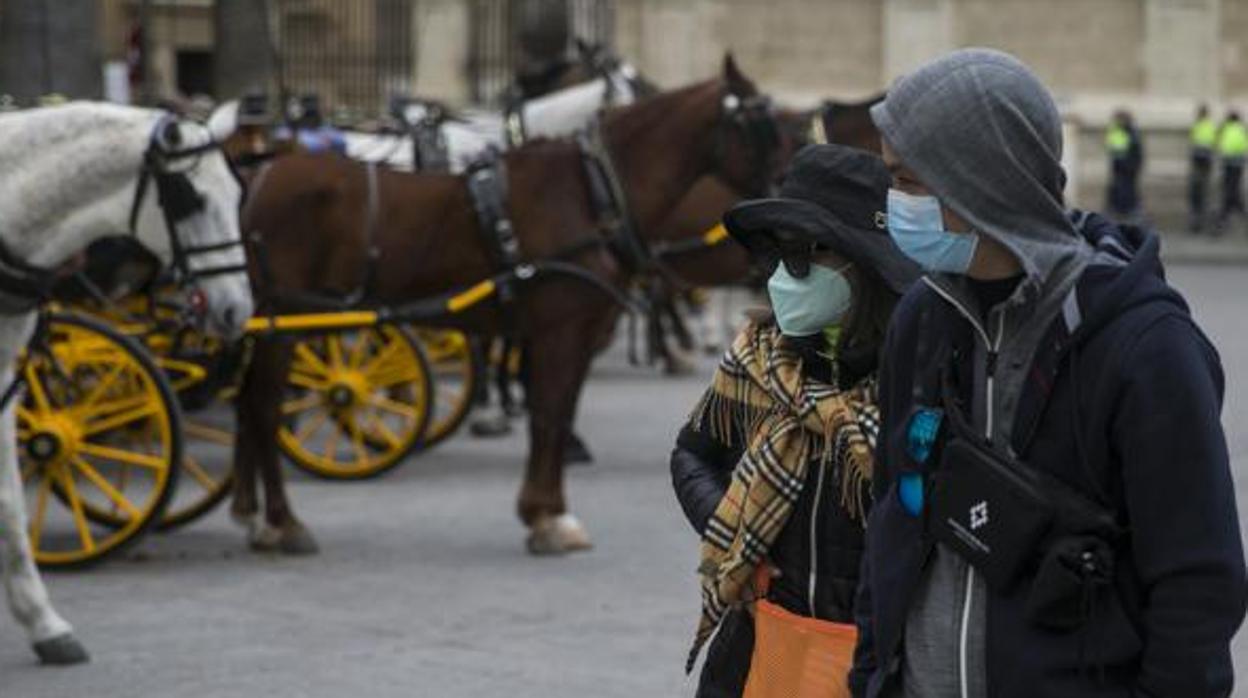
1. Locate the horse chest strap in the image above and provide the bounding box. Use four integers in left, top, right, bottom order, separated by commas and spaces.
0, 241, 56, 315
466, 153, 521, 307
576, 127, 648, 272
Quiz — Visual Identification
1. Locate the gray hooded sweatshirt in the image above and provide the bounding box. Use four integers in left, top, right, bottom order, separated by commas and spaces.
869, 49, 1096, 698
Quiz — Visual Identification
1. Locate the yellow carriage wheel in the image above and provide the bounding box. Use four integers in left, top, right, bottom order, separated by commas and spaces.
19, 313, 181, 568
413, 329, 479, 449
151, 335, 236, 531
278, 325, 432, 480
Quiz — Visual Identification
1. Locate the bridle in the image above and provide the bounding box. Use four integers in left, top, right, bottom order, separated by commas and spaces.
712, 91, 783, 198
126, 116, 249, 285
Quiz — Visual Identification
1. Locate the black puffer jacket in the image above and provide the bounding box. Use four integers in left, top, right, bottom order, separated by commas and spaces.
671, 332, 873, 697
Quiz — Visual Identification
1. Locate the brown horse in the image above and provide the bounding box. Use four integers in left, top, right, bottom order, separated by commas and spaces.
637, 93, 887, 366
233, 57, 783, 555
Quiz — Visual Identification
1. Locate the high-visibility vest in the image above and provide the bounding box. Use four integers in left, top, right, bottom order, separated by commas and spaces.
1191, 118, 1218, 149
1218, 121, 1248, 159
1105, 124, 1131, 157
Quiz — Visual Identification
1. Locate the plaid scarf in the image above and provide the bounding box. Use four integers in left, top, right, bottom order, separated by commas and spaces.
685, 321, 878, 672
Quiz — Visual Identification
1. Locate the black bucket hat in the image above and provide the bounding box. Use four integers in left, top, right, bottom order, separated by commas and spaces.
723, 143, 920, 294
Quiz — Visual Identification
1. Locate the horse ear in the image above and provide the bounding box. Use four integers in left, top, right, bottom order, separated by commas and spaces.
723, 52, 751, 95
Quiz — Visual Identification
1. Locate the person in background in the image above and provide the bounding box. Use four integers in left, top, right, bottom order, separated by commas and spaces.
1216, 110, 1247, 235
1104, 109, 1143, 222
671, 144, 918, 697
851, 48, 1245, 698
275, 93, 346, 155
1188, 103, 1217, 233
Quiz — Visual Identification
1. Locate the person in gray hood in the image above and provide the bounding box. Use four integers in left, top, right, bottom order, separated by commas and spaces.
850, 48, 1247, 698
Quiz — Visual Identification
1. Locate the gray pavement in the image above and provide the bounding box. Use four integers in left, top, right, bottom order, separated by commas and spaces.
1, 264, 1246, 697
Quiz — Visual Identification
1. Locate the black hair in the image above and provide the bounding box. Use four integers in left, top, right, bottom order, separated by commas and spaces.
835, 263, 899, 388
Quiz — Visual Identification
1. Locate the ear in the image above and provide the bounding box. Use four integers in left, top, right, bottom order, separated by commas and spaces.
723, 52, 753, 96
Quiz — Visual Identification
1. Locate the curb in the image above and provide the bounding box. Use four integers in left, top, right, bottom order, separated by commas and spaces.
1157, 234, 1248, 266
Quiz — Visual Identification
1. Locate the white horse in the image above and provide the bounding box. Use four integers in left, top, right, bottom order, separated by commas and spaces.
207, 59, 646, 173
0, 102, 253, 664
355, 63, 643, 173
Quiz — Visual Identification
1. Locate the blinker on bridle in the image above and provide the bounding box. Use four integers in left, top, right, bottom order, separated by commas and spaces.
126, 115, 248, 285
717, 92, 782, 195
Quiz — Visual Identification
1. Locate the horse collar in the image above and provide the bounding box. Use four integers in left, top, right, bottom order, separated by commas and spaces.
576, 121, 650, 274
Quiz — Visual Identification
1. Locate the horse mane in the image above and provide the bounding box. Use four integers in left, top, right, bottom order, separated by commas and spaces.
601, 78, 722, 147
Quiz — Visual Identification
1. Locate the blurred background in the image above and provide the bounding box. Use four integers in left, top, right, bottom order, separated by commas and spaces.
2, 0, 1248, 232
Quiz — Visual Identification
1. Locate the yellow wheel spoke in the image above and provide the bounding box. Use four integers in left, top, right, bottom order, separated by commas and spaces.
365, 415, 403, 449
28, 471, 52, 552
59, 469, 97, 553
293, 343, 330, 377
75, 360, 127, 411
359, 340, 402, 379
77, 442, 167, 470
347, 420, 368, 465
184, 421, 234, 446
81, 401, 160, 437
281, 393, 322, 416
71, 456, 141, 519
370, 366, 423, 390
323, 420, 340, 462
22, 364, 52, 414
294, 410, 328, 441
347, 331, 372, 369
16, 404, 35, 428
326, 334, 344, 369
182, 454, 219, 491
367, 394, 418, 421
287, 372, 327, 391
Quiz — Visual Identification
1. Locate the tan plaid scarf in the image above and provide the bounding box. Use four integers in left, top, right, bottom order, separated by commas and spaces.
685, 321, 877, 672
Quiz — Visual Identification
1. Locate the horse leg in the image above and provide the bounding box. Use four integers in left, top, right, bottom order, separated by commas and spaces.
469, 335, 513, 438
0, 349, 86, 664
518, 321, 595, 555
236, 335, 318, 554
229, 341, 261, 536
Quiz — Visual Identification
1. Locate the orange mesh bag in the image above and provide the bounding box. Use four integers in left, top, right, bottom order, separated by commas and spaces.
743, 568, 857, 698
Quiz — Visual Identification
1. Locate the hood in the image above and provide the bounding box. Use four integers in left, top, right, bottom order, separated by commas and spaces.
871, 48, 1093, 290
1066, 211, 1184, 345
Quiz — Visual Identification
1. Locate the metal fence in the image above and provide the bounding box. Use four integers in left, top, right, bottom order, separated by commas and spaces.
468, 0, 615, 106
274, 0, 414, 119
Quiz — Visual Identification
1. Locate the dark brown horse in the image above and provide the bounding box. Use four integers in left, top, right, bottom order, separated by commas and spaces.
637, 94, 886, 366
233, 57, 783, 555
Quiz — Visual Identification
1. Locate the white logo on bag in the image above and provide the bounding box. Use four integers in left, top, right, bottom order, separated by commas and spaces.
969, 501, 989, 530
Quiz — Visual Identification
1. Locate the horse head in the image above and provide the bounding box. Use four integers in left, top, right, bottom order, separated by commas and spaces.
133, 114, 254, 338
703, 54, 786, 198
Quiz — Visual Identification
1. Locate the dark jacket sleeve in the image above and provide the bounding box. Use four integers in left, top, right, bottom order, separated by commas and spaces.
849, 315, 904, 697
671, 423, 738, 535
1112, 315, 1247, 697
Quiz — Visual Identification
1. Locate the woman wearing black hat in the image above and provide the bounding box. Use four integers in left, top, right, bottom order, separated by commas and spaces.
671, 144, 919, 697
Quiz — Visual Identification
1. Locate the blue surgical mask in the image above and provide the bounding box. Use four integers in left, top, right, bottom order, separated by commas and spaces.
886, 189, 979, 274
767, 262, 852, 337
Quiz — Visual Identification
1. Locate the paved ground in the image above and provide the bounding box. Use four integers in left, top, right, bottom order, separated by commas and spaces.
1, 264, 1246, 697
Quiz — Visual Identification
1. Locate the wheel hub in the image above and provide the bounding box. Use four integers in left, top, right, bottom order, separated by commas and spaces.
23, 414, 80, 465
324, 371, 369, 411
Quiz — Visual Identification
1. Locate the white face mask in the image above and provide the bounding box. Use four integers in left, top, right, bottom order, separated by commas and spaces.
766, 262, 853, 336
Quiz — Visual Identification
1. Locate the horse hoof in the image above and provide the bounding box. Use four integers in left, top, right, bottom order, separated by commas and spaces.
249, 522, 319, 555
526, 513, 593, 556
278, 523, 320, 555
33, 634, 89, 665
469, 413, 513, 438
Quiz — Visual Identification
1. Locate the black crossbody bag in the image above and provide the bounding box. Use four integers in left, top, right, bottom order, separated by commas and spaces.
927, 366, 1120, 598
